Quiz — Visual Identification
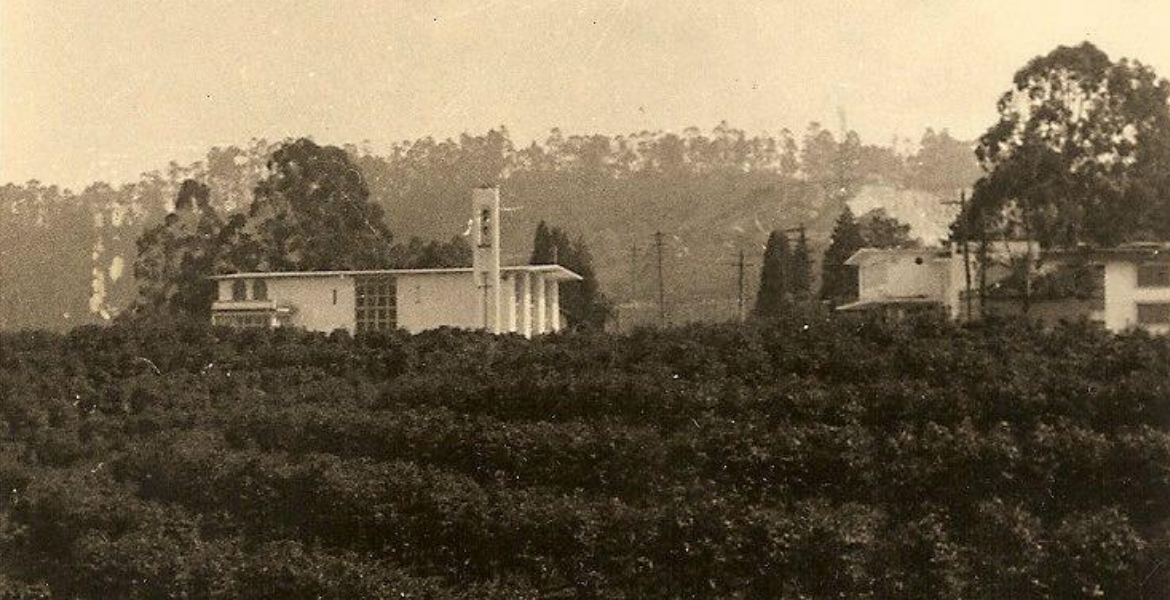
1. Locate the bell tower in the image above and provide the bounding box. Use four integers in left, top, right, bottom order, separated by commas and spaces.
472, 187, 502, 333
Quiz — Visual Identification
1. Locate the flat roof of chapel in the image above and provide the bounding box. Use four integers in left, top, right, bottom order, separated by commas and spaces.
210, 264, 583, 281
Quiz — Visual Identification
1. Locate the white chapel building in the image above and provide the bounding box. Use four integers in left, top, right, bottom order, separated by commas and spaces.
209, 187, 581, 337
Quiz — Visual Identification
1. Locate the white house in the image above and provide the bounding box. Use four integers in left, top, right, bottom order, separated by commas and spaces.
1079, 243, 1170, 334
837, 241, 1037, 321
837, 247, 966, 318
209, 188, 582, 337
839, 241, 1170, 334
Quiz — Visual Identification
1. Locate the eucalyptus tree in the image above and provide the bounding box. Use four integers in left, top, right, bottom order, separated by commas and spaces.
973, 42, 1170, 247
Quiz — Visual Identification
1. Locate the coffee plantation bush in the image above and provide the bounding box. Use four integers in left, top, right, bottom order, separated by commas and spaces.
1, 315, 1168, 598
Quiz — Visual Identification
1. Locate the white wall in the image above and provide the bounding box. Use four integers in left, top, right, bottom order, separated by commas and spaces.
1102, 260, 1170, 334
270, 276, 356, 333
395, 272, 480, 333
216, 275, 356, 333
215, 270, 566, 337
858, 254, 950, 306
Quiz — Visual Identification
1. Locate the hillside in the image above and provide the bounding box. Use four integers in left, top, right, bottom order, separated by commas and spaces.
0, 126, 978, 331
2, 316, 1168, 598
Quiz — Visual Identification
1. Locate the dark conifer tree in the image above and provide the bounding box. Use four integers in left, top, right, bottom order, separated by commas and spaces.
530, 222, 611, 329
754, 230, 791, 318
820, 207, 865, 306
790, 229, 812, 299
530, 220, 556, 264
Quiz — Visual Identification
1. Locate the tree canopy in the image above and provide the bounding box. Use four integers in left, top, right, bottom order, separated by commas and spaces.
131, 139, 480, 321
858, 208, 919, 249
133, 180, 225, 320
971, 42, 1170, 246
244, 138, 396, 271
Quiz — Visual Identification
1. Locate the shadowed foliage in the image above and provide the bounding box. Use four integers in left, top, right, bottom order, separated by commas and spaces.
2, 316, 1168, 598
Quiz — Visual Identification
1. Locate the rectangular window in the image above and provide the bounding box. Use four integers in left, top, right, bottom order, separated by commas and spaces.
355, 276, 396, 333
1137, 303, 1170, 325
1136, 264, 1170, 288
212, 311, 272, 329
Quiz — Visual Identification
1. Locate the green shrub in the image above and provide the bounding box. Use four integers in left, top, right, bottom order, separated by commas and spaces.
2, 315, 1167, 597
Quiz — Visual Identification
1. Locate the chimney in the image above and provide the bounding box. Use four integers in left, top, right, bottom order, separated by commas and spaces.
472, 187, 502, 333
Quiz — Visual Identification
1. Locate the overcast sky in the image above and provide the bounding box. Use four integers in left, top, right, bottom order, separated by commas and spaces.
3, 0, 1170, 189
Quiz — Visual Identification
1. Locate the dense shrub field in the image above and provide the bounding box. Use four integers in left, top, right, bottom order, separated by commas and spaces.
2, 316, 1169, 599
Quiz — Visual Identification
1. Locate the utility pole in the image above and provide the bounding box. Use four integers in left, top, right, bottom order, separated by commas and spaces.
654, 231, 666, 327
737, 249, 746, 321
724, 248, 756, 322
942, 192, 974, 321
629, 244, 638, 304
978, 213, 989, 311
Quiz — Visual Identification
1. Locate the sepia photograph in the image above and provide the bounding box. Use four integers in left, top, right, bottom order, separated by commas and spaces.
2, 1, 1169, 597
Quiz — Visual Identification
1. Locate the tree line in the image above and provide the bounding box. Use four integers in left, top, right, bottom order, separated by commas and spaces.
1, 123, 980, 331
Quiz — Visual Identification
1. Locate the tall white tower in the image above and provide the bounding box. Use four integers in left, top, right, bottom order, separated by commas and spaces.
472, 187, 502, 333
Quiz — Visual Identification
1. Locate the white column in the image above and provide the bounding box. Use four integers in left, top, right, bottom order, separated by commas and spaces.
521, 271, 532, 338
549, 280, 560, 331
534, 273, 547, 335
506, 274, 517, 333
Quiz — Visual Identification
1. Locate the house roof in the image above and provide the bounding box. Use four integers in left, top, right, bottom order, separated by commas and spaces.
844, 247, 951, 266
210, 264, 584, 282
1046, 242, 1170, 263
836, 296, 944, 311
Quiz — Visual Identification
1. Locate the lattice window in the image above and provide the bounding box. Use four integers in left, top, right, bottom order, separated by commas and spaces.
355, 276, 397, 333
1137, 303, 1170, 325
212, 311, 271, 329
1137, 264, 1170, 288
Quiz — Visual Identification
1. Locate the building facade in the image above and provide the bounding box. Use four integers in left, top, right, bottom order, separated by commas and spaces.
838, 241, 1063, 323
1089, 245, 1170, 334
841, 242, 1170, 334
838, 247, 961, 318
209, 187, 582, 337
